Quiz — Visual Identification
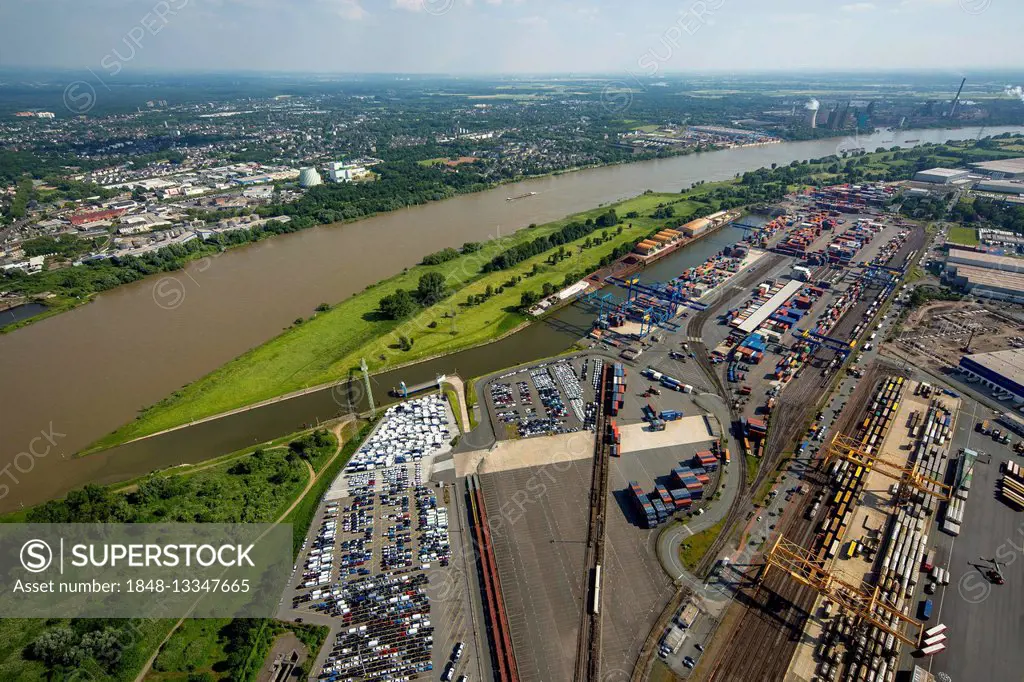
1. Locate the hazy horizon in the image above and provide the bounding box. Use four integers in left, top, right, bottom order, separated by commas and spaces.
1, 0, 1021, 77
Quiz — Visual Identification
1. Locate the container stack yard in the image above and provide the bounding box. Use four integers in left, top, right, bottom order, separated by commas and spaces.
812, 182, 898, 213
783, 375, 960, 681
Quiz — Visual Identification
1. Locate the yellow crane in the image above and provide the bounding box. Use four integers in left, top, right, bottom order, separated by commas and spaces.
823, 433, 952, 502
760, 536, 926, 648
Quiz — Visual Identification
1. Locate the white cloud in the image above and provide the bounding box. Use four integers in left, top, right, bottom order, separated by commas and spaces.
393, 0, 421, 10
841, 2, 876, 11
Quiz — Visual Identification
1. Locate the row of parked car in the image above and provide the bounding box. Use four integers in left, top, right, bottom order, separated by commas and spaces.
298, 459, 461, 681
441, 641, 468, 681
316, 572, 435, 681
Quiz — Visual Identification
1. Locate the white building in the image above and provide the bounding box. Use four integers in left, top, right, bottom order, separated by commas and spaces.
969, 157, 1024, 180
974, 180, 1024, 196
913, 168, 969, 185
326, 162, 365, 183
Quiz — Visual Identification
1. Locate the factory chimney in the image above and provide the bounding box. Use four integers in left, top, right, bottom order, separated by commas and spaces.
949, 78, 966, 117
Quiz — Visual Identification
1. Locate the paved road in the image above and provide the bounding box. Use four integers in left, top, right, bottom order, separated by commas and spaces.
656, 393, 737, 591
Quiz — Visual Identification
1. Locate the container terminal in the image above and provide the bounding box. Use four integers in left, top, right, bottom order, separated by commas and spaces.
281, 180, 1024, 682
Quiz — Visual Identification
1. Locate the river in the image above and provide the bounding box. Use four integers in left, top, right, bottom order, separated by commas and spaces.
0, 125, 1019, 511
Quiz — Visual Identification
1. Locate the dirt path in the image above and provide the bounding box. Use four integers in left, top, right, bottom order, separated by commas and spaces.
134, 418, 355, 682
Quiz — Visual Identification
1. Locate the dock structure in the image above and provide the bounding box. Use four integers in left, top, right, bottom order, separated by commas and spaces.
391, 373, 447, 398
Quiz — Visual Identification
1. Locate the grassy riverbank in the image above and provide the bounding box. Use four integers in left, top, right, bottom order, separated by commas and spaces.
0, 419, 358, 681
83, 134, 1024, 455
85, 190, 707, 453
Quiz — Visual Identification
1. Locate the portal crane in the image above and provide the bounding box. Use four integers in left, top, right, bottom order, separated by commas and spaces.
823, 433, 952, 502
761, 535, 929, 648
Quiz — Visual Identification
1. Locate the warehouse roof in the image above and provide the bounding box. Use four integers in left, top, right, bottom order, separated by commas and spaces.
947, 248, 1024, 273
969, 157, 1024, 175
975, 179, 1024, 194
916, 167, 967, 178
962, 348, 1024, 387
738, 279, 803, 333
953, 265, 1024, 294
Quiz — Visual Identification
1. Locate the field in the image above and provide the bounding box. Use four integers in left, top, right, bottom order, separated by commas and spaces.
148, 619, 232, 680
678, 517, 726, 571
146, 619, 329, 682
947, 224, 979, 245
86, 192, 696, 452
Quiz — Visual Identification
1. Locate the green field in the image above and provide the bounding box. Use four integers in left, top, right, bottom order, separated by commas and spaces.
0, 617, 178, 682
678, 517, 727, 571
148, 619, 231, 680
86, 192, 697, 453
946, 224, 979, 246
146, 619, 329, 682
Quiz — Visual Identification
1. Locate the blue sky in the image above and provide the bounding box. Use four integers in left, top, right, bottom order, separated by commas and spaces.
0, 0, 1020, 74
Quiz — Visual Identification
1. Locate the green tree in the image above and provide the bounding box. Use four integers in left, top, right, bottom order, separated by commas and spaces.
417, 271, 447, 305
30, 627, 83, 668
378, 289, 418, 319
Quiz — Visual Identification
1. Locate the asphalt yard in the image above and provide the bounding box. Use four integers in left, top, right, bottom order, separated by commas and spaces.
480, 459, 593, 682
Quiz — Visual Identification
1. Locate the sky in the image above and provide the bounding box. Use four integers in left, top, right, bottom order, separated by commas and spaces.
0, 0, 1021, 75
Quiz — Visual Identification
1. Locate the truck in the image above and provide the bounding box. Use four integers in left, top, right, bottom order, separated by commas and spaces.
977, 420, 990, 434
922, 549, 935, 573
919, 598, 933, 620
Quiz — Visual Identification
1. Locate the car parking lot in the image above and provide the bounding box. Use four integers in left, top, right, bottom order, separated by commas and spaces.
287, 464, 456, 681
278, 393, 483, 681
486, 357, 600, 440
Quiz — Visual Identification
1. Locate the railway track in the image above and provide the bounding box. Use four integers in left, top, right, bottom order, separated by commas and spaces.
685, 253, 789, 578
573, 364, 611, 682
466, 474, 520, 682
703, 225, 930, 680
704, 368, 890, 681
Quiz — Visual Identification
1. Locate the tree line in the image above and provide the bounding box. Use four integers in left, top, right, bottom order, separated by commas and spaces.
482, 209, 619, 272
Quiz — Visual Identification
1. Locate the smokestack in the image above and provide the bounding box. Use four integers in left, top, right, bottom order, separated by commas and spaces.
949, 77, 966, 117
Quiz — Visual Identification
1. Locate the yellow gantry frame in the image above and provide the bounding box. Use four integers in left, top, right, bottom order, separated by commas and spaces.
823, 433, 952, 502
760, 536, 926, 648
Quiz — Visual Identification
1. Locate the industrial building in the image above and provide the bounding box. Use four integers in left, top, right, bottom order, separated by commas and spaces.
944, 248, 1024, 302
947, 248, 1024, 273
680, 210, 733, 238
974, 179, 1024, 196
913, 167, 970, 185
326, 161, 367, 183
959, 349, 1024, 402
681, 218, 710, 238
969, 157, 1024, 179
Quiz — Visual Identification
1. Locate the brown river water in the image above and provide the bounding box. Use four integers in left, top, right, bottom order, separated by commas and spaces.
0, 125, 1018, 511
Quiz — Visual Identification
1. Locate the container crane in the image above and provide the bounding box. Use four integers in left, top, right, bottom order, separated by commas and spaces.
606, 276, 708, 312
823, 433, 952, 502
793, 328, 855, 357
761, 535, 929, 648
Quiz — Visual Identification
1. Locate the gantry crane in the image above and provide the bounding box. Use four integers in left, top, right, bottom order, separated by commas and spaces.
760, 536, 927, 648
823, 433, 952, 502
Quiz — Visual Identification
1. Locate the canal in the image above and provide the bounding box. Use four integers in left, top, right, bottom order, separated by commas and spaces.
0, 125, 1019, 511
